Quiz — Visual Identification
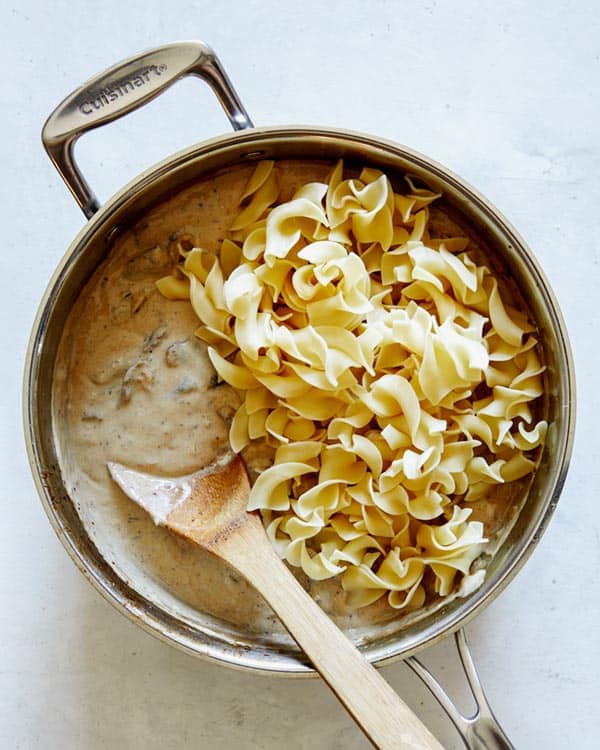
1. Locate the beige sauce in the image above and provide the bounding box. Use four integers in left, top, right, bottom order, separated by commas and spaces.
53, 160, 534, 642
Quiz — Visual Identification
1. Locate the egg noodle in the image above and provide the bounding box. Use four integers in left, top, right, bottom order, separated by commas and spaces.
157, 160, 546, 610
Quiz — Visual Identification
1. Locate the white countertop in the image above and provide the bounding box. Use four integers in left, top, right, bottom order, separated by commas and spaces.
2, 1, 599, 748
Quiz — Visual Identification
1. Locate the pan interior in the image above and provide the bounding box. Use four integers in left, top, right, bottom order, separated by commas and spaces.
29, 129, 573, 672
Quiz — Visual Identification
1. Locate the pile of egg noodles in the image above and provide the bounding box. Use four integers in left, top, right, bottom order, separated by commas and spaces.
157, 161, 546, 610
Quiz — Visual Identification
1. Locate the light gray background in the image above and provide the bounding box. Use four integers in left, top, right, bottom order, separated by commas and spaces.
2, 1, 599, 748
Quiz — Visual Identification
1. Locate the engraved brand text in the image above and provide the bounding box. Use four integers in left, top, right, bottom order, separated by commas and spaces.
78, 64, 167, 115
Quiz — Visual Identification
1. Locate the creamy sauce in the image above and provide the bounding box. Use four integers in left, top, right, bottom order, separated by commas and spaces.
53, 161, 536, 643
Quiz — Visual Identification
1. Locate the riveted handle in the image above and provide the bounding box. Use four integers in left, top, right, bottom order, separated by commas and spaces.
407, 629, 515, 750
42, 40, 253, 218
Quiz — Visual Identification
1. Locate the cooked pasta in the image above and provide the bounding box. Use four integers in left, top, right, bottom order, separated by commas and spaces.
157, 160, 546, 610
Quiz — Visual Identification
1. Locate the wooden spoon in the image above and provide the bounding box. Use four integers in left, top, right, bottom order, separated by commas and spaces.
108, 454, 444, 750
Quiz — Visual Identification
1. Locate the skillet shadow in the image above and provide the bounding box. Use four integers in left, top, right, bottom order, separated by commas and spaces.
72, 577, 499, 750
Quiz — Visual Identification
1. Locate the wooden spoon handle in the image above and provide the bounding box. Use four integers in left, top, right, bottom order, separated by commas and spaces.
216, 516, 445, 750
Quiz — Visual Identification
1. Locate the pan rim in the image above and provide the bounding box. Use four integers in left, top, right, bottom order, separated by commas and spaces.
24, 124, 576, 674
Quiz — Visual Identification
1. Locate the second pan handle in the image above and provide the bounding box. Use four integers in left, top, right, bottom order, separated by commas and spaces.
407, 629, 515, 750
42, 41, 253, 218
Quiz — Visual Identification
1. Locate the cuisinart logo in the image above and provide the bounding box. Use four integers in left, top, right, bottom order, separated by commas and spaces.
78, 64, 168, 115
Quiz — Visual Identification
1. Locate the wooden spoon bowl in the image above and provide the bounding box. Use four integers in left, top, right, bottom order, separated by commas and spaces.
109, 453, 444, 750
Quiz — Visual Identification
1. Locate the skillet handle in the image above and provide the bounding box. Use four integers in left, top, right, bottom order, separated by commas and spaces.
41, 41, 253, 218
406, 629, 515, 750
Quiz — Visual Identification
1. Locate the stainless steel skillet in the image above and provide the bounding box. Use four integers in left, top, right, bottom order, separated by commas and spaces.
25, 40, 575, 749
